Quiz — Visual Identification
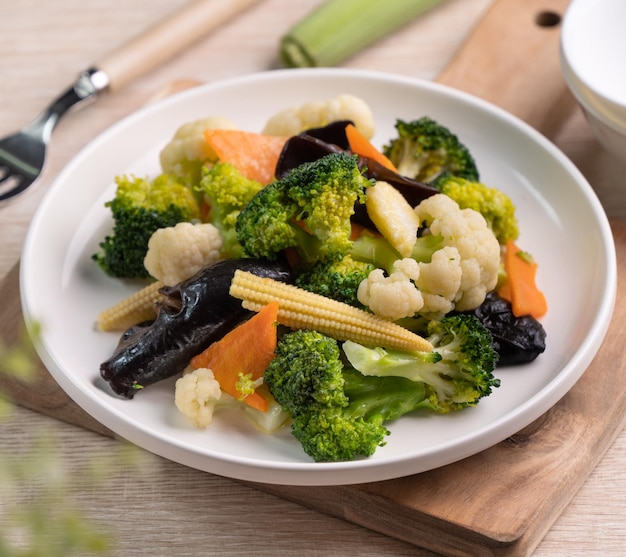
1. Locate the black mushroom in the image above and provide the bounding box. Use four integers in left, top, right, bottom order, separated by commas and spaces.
100, 258, 292, 398
461, 292, 547, 366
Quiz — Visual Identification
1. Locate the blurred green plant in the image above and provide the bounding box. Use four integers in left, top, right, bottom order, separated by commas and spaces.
0, 324, 145, 556
0, 323, 40, 419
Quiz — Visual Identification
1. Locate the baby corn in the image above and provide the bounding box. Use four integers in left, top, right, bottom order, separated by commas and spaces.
97, 280, 166, 332
230, 270, 433, 353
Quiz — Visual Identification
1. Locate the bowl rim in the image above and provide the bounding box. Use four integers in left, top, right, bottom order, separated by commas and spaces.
560, 0, 626, 122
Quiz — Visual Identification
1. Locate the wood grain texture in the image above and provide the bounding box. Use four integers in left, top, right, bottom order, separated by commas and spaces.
2, 0, 626, 555
437, 0, 577, 136
1, 220, 625, 556
249, 219, 626, 557
97, 0, 262, 91
0, 263, 114, 437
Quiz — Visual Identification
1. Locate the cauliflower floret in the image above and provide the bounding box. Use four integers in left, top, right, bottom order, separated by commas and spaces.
160, 116, 237, 177
414, 194, 500, 311
415, 246, 463, 315
262, 94, 375, 139
144, 222, 223, 286
174, 368, 222, 428
357, 259, 424, 321
358, 193, 500, 320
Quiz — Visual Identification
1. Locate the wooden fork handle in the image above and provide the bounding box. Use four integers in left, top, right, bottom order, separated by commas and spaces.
95, 0, 261, 92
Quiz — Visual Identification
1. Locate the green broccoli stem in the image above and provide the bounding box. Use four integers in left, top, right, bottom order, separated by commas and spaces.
410, 233, 443, 263
342, 315, 500, 414
342, 368, 433, 425
280, 0, 447, 68
351, 233, 442, 274
351, 235, 400, 274
289, 221, 326, 268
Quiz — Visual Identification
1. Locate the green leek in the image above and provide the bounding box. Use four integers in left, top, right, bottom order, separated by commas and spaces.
280, 0, 447, 68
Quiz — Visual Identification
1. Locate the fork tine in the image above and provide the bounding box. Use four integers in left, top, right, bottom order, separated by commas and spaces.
0, 170, 34, 202
0, 127, 47, 202
0, 68, 107, 204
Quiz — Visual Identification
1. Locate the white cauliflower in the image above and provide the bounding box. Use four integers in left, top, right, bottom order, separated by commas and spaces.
174, 368, 222, 428
358, 193, 500, 319
261, 94, 375, 139
160, 116, 237, 177
415, 246, 463, 315
144, 222, 223, 286
415, 194, 500, 311
175, 367, 289, 433
357, 258, 424, 321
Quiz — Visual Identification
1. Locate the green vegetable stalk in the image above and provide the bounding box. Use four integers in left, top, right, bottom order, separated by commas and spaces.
280, 0, 447, 68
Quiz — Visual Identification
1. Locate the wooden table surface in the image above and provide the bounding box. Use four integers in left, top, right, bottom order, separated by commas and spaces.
1, 1, 625, 555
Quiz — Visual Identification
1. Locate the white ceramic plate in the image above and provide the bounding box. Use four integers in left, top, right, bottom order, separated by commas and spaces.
21, 69, 616, 486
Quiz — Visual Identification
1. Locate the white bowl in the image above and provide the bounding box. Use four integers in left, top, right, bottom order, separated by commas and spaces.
561, 0, 626, 162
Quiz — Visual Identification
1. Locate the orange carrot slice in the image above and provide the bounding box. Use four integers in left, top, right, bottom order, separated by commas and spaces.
204, 129, 288, 185
350, 222, 369, 240
190, 302, 279, 411
345, 123, 397, 171
501, 240, 547, 319
497, 281, 512, 302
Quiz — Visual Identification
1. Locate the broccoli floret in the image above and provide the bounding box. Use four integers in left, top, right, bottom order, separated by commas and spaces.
294, 254, 375, 307
383, 117, 479, 184
265, 330, 433, 462
432, 174, 519, 244
266, 330, 348, 416
235, 152, 371, 268
197, 162, 265, 258
343, 314, 500, 414
93, 174, 200, 278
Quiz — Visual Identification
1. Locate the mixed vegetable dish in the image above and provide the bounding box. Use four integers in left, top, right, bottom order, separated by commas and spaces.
93, 94, 547, 462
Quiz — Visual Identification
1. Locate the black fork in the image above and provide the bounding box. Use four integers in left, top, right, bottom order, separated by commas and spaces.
0, 0, 262, 203
0, 68, 107, 202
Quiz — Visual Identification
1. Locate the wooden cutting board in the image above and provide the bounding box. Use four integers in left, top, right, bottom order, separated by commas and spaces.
3, 1, 625, 555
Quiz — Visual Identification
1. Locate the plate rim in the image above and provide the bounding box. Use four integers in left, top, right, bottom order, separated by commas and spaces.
20, 68, 617, 485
